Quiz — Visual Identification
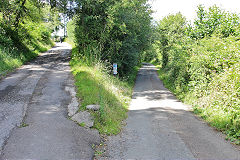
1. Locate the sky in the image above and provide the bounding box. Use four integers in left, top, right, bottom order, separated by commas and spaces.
149, 0, 240, 22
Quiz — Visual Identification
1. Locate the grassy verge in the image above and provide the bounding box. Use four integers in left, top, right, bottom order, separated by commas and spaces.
70, 47, 138, 135
0, 42, 53, 77
154, 64, 240, 144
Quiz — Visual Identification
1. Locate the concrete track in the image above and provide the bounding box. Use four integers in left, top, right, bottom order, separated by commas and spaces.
104, 63, 240, 160
0, 43, 99, 160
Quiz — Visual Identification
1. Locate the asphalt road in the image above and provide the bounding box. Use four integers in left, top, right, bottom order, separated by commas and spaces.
103, 63, 240, 160
0, 43, 99, 160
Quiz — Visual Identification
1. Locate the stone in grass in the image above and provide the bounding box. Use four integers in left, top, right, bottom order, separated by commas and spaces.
68, 98, 79, 117
65, 86, 79, 117
86, 105, 100, 111
72, 111, 94, 128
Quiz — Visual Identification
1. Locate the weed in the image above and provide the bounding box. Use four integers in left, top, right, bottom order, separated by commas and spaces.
19, 122, 29, 128
78, 122, 86, 127
94, 150, 103, 156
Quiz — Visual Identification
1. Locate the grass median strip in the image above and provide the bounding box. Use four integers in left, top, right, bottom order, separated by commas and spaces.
70, 49, 138, 135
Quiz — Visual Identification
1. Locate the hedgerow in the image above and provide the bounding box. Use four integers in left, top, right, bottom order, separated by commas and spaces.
151, 6, 240, 143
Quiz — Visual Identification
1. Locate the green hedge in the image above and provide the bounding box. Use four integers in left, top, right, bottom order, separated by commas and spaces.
153, 7, 240, 143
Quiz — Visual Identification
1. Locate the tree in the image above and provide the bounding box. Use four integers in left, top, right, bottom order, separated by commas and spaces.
73, 0, 153, 76
0, 0, 60, 50
156, 13, 187, 68
190, 5, 240, 39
